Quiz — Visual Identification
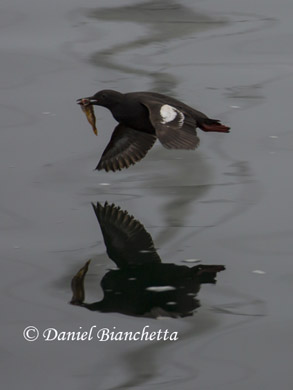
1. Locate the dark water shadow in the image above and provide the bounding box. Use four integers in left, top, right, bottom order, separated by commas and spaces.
70, 202, 225, 318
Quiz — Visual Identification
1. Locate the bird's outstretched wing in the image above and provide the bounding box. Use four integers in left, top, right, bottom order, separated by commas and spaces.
141, 100, 200, 150
92, 202, 162, 268
96, 124, 157, 172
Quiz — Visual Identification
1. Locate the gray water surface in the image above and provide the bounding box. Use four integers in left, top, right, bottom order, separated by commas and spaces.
1, 0, 293, 389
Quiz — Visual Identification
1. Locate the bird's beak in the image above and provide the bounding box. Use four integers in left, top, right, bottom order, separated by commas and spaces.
76, 97, 97, 105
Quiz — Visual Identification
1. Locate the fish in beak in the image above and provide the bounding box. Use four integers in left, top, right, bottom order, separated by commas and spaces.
77, 98, 98, 135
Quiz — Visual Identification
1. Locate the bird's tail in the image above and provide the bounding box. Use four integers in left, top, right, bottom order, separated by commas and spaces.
198, 118, 230, 133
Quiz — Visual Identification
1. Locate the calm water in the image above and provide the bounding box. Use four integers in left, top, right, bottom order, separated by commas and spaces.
1, 0, 293, 389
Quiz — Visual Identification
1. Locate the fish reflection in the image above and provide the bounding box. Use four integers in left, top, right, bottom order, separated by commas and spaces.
70, 203, 225, 318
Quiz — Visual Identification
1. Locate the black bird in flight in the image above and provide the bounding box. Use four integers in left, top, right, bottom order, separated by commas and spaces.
77, 90, 230, 172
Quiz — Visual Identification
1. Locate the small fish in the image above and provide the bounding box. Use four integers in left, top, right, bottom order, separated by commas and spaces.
70, 259, 91, 305
79, 98, 98, 135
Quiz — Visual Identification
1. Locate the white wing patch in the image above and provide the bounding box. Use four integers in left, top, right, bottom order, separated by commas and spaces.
160, 104, 185, 127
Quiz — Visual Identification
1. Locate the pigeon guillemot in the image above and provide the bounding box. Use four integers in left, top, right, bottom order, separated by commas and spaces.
77, 90, 230, 172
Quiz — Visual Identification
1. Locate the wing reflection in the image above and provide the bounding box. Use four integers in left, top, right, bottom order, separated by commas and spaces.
70, 203, 225, 318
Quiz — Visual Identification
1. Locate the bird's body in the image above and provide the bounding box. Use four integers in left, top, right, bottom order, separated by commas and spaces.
110, 94, 155, 134
77, 90, 230, 172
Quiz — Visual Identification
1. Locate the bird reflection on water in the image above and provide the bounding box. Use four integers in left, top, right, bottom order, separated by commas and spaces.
70, 203, 225, 318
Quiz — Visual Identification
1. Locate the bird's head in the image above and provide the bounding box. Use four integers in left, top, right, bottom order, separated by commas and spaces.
77, 90, 123, 108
